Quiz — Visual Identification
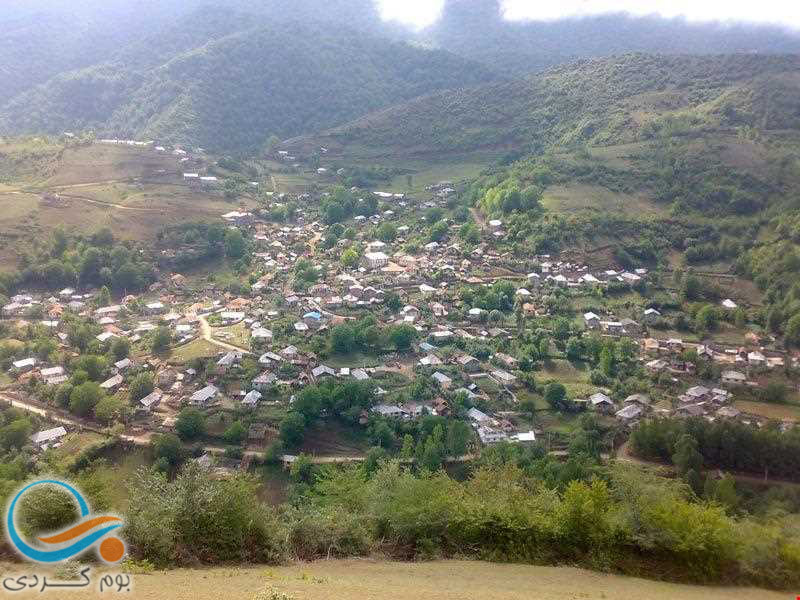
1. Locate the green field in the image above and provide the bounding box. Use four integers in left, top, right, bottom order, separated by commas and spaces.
541, 182, 666, 216
1, 559, 787, 600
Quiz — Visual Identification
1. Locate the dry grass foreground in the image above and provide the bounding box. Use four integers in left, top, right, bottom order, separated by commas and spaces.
1, 559, 790, 600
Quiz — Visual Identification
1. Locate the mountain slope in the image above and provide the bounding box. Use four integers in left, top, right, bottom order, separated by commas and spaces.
425, 0, 800, 76
0, 19, 497, 152
290, 54, 800, 158
0, 1, 393, 105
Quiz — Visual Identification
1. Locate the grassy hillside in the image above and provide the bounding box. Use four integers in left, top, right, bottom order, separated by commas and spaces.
0, 17, 496, 152
0, 559, 788, 600
292, 54, 800, 158
0, 141, 250, 271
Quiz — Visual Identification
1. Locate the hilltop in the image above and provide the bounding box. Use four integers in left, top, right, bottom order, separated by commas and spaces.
288, 53, 800, 158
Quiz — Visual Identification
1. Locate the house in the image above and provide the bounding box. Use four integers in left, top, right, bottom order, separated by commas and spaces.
190, 384, 219, 406
372, 404, 406, 418
624, 393, 650, 407
476, 425, 508, 445
643, 308, 662, 324
253, 372, 277, 391
583, 312, 600, 329
721, 299, 738, 310
251, 328, 273, 343
139, 390, 163, 412
457, 355, 481, 372
114, 358, 133, 372
645, 358, 668, 373
432, 372, 453, 389
242, 390, 262, 408
491, 369, 518, 387
99, 374, 124, 391
30, 426, 67, 450
620, 318, 641, 335
364, 252, 389, 269
352, 368, 370, 381
419, 354, 443, 367
604, 321, 624, 335
589, 392, 614, 414
40, 366, 65, 380
467, 407, 491, 423
468, 307, 485, 321
721, 370, 747, 386
513, 430, 537, 444
216, 351, 241, 372
12, 358, 37, 373
312, 365, 336, 380
747, 351, 767, 367
615, 404, 643, 422
684, 386, 710, 403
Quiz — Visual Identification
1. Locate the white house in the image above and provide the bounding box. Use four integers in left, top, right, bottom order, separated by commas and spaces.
364, 252, 389, 269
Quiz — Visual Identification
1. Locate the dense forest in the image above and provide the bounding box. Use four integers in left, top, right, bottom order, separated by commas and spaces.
300, 53, 800, 156
0, 16, 495, 152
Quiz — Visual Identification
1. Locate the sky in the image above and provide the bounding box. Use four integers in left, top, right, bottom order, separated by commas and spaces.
376, 0, 800, 30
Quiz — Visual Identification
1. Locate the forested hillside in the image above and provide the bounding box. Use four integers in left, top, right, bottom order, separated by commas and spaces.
0, 18, 495, 152
296, 54, 800, 157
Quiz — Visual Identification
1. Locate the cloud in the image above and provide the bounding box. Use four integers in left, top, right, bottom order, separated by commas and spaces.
374, 0, 800, 29
376, 0, 445, 29
500, 0, 800, 28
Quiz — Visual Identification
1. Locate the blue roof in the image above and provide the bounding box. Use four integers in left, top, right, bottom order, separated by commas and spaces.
303, 311, 322, 320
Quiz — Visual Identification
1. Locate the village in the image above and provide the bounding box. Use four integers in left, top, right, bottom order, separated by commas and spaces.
1, 140, 798, 475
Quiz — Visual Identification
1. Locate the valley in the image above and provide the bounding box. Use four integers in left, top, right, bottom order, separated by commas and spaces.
0, 3, 800, 598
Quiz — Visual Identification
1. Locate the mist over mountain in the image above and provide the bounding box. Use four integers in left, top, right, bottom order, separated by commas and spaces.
1, 0, 799, 150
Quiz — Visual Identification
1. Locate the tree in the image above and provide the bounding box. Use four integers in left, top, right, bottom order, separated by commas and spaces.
364, 446, 387, 475
672, 434, 703, 477
151, 326, 172, 354
223, 422, 247, 446
110, 337, 130, 361
280, 412, 306, 449
544, 382, 567, 411
224, 229, 247, 259
0, 417, 32, 451
786, 313, 800, 346
94, 395, 127, 424
69, 382, 105, 417
340, 247, 360, 269
389, 325, 417, 351
175, 408, 206, 440
565, 337, 582, 361
128, 373, 155, 403
446, 421, 472, 456
400, 434, 415, 459
429, 221, 449, 242
96, 285, 112, 307
599, 345, 615, 377
330, 324, 356, 354
152, 433, 183, 467
74, 354, 107, 381
289, 453, 314, 483
695, 304, 719, 333
376, 222, 397, 243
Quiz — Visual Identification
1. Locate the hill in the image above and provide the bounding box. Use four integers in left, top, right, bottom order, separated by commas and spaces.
290, 54, 800, 158
0, 15, 496, 152
424, 1, 800, 76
